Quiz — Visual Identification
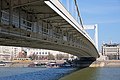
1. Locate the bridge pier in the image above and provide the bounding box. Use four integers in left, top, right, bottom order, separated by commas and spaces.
74, 57, 96, 68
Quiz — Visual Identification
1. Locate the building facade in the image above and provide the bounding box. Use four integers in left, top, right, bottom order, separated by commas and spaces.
27, 48, 75, 60
102, 43, 120, 60
0, 46, 76, 61
0, 46, 22, 61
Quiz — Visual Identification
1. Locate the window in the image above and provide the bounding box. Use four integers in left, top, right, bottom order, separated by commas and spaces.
36, 52, 38, 54
39, 52, 41, 54
45, 52, 47, 54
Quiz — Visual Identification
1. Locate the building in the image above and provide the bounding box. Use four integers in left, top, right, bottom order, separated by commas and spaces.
102, 43, 120, 60
27, 49, 50, 60
0, 46, 22, 61
27, 48, 76, 60
0, 46, 77, 61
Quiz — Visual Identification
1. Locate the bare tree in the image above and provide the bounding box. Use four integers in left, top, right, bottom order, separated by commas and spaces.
56, 54, 64, 60
47, 53, 55, 60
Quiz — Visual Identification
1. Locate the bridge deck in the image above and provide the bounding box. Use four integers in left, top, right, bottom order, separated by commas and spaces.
0, 0, 99, 58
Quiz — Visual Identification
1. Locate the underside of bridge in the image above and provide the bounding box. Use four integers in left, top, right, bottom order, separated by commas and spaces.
0, 0, 99, 58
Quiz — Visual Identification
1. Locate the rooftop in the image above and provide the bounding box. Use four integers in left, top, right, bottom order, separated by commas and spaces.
103, 43, 120, 47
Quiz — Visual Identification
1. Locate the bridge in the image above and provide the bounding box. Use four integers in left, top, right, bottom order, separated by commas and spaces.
0, 0, 99, 59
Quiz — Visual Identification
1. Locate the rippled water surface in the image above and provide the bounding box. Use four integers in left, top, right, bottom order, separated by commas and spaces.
60, 67, 120, 80
0, 68, 74, 80
1, 67, 120, 80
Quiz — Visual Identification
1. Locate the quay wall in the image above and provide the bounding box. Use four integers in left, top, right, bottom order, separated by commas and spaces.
90, 60, 120, 67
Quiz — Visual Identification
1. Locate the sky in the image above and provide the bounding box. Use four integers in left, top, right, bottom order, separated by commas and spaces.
61, 0, 120, 51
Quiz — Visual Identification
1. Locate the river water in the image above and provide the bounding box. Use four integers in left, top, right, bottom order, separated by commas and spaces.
0, 68, 74, 80
60, 67, 120, 80
0, 67, 120, 80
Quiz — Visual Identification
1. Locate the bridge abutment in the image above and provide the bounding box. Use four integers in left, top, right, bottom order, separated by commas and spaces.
73, 57, 96, 68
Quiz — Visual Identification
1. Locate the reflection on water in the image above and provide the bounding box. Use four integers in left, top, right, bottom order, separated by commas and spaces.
60, 68, 120, 80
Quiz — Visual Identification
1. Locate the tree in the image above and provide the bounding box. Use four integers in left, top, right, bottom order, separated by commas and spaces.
56, 54, 64, 60
64, 54, 69, 59
28, 54, 38, 60
47, 53, 55, 60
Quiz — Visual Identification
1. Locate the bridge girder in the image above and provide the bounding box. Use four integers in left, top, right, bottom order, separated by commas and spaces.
0, 0, 99, 58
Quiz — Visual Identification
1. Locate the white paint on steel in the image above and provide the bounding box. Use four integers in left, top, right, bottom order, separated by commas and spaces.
45, 0, 96, 47
84, 24, 98, 50
95, 24, 98, 50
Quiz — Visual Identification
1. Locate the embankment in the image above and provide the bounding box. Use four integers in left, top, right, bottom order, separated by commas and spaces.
90, 60, 120, 67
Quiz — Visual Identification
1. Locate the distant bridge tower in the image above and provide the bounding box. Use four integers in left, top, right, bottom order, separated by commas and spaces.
83, 24, 98, 50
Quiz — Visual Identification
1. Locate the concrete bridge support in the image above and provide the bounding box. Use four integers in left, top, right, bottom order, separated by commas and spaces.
73, 57, 96, 68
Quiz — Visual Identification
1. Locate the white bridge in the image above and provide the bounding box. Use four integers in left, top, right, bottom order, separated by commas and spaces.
0, 0, 99, 58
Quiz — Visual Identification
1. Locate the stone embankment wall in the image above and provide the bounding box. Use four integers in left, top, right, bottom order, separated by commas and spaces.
90, 60, 120, 67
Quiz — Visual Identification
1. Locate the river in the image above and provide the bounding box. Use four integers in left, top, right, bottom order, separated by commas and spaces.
0, 67, 120, 80
60, 67, 120, 80
0, 67, 74, 80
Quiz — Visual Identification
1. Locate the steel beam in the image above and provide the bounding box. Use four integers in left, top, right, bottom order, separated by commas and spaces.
9, 0, 13, 26
0, 0, 2, 23
57, 26, 72, 29
49, 20, 66, 23
41, 15, 59, 20
57, 23, 69, 27
67, 29, 77, 32
83, 25, 95, 29
18, 7, 21, 28
28, 12, 55, 14
84, 24, 98, 50
0, 0, 99, 57
22, 4, 46, 7
12, 0, 44, 9
95, 24, 98, 50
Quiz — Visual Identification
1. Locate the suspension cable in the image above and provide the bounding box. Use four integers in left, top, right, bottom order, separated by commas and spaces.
74, 0, 84, 28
